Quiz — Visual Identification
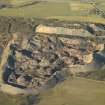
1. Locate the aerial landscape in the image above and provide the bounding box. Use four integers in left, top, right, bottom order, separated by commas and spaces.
0, 0, 105, 105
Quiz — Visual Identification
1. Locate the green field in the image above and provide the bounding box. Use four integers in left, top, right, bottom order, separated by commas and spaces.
0, 2, 70, 17
38, 77, 105, 105
0, 1, 105, 24
0, 2, 92, 17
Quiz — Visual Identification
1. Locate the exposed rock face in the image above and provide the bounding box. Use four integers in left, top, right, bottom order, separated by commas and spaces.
1, 32, 102, 91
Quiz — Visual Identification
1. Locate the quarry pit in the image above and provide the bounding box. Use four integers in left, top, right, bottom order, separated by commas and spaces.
0, 17, 105, 95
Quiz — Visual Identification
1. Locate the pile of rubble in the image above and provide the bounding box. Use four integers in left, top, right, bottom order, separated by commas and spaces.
3, 32, 101, 90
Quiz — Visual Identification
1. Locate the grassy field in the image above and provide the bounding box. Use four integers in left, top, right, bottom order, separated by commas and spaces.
47, 15, 105, 24
0, 2, 92, 17
38, 77, 105, 105
0, 2, 70, 17
0, 1, 104, 24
